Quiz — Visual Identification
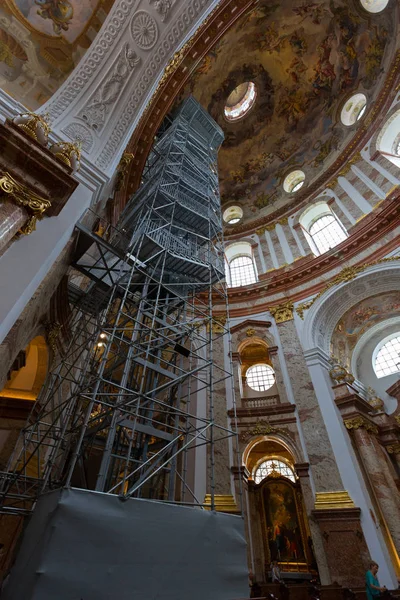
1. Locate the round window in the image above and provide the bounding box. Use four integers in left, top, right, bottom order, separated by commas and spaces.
223, 206, 243, 225
283, 170, 305, 194
360, 0, 389, 12
341, 93, 367, 126
224, 82, 256, 122
246, 364, 275, 392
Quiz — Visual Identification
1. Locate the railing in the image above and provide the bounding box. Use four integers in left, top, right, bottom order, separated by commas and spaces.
241, 395, 280, 409
144, 221, 224, 271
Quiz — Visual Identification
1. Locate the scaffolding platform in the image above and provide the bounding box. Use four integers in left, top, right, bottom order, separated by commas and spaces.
2, 487, 248, 600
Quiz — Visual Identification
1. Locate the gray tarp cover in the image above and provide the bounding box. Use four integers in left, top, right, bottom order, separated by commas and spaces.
3, 488, 248, 600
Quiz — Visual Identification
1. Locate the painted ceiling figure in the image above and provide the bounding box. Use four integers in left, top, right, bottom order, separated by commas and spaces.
35, 0, 74, 34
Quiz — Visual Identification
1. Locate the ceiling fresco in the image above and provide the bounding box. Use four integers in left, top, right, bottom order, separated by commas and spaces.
0, 0, 115, 109
173, 0, 397, 226
331, 291, 400, 367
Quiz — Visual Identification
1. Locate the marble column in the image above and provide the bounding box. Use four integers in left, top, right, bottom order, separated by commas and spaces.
207, 330, 236, 510
337, 177, 373, 215
295, 463, 330, 585
270, 311, 343, 492
247, 480, 267, 583
275, 222, 294, 264
251, 234, 267, 274
268, 345, 290, 404
267, 227, 286, 267
251, 241, 263, 277
326, 196, 355, 230
350, 424, 400, 555
0, 199, 28, 254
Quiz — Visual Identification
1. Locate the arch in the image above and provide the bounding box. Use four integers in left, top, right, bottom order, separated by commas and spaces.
242, 434, 301, 471
302, 263, 400, 352
376, 107, 400, 168
0, 335, 49, 402
225, 241, 258, 288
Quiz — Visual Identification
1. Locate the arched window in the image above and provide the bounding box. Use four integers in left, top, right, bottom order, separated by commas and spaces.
309, 214, 348, 254
225, 242, 258, 288
376, 109, 400, 169
373, 334, 400, 378
254, 459, 296, 484
229, 255, 257, 287
246, 363, 275, 391
299, 202, 348, 256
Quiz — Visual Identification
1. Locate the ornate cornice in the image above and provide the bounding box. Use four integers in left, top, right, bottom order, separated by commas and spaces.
296, 256, 400, 320
239, 418, 288, 442
225, 193, 400, 314
314, 490, 355, 511
344, 416, 379, 435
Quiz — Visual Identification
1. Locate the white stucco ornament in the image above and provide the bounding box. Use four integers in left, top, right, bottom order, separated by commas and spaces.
131, 11, 159, 50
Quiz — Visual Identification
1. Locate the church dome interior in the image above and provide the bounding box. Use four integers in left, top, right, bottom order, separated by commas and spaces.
0, 0, 399, 598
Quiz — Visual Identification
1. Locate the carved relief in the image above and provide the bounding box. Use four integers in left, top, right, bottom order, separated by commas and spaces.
150, 0, 173, 22
79, 43, 140, 132
131, 11, 159, 50
62, 122, 94, 152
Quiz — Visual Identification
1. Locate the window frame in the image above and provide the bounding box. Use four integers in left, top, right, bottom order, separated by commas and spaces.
245, 363, 276, 392
373, 333, 400, 378
253, 457, 296, 484
308, 212, 348, 255
227, 252, 258, 288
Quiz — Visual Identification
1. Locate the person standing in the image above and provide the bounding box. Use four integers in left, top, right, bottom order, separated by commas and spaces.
366, 561, 386, 600
271, 560, 282, 584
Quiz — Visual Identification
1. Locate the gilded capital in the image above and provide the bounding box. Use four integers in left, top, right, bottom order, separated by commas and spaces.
387, 442, 400, 455
344, 416, 378, 435
269, 301, 294, 323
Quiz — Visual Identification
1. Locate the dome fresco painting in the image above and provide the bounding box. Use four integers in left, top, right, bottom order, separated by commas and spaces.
174, 0, 395, 229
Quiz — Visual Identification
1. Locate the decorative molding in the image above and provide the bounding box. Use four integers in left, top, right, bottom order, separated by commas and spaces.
131, 11, 159, 50
296, 257, 400, 320
269, 301, 294, 324
344, 416, 379, 435
239, 419, 286, 443
79, 43, 140, 133
96, 0, 214, 170
246, 327, 256, 337
61, 122, 94, 152
314, 491, 355, 510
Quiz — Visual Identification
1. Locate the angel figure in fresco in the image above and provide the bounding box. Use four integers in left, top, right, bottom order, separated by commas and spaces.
311, 35, 336, 94
293, 2, 330, 25
35, 0, 74, 34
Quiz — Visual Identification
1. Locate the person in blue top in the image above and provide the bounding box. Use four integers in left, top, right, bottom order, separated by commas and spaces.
366, 561, 386, 599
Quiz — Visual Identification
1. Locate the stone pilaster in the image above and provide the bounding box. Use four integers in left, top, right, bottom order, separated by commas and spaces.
268, 345, 289, 404
269, 305, 343, 492
345, 419, 400, 555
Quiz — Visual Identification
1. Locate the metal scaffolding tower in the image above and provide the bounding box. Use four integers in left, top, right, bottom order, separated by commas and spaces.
0, 97, 239, 516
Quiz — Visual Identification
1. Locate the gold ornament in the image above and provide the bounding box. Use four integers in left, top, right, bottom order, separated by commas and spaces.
45, 321, 62, 355
387, 443, 400, 454
269, 301, 294, 323
13, 112, 51, 144
50, 140, 82, 170
295, 257, 400, 319
246, 327, 256, 337
367, 387, 384, 411
0, 172, 51, 235
239, 419, 285, 442
115, 152, 134, 191
344, 416, 378, 435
